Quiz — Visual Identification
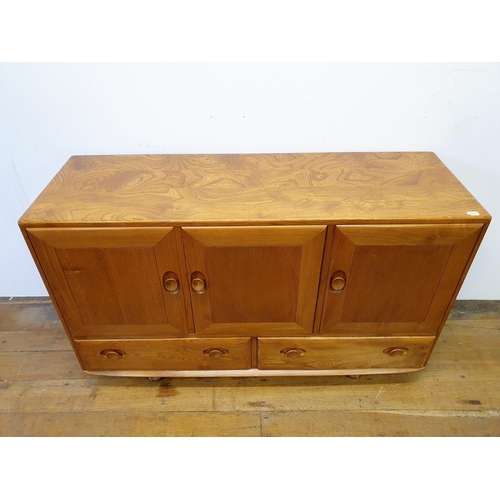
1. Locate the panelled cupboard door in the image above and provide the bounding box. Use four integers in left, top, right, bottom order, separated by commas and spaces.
182, 226, 326, 335
319, 224, 483, 335
27, 227, 192, 338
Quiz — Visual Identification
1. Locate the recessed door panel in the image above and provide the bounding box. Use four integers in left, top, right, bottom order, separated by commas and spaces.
207, 245, 302, 323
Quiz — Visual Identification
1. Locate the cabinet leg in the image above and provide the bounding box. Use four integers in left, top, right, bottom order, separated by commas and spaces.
148, 377, 163, 382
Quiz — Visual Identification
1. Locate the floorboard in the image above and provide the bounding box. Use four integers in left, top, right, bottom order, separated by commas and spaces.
0, 411, 261, 437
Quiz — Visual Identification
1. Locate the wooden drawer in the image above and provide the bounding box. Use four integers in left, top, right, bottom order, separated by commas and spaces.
257, 337, 435, 370
76, 338, 251, 371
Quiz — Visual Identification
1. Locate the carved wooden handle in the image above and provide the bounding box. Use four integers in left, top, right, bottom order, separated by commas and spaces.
191, 272, 206, 293
164, 278, 179, 293
163, 271, 180, 294
100, 349, 125, 359
383, 347, 409, 357
330, 270, 347, 292
203, 348, 229, 358
280, 348, 306, 358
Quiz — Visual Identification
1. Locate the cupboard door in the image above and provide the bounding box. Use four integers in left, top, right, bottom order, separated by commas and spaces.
182, 226, 326, 335
27, 227, 192, 338
319, 224, 483, 335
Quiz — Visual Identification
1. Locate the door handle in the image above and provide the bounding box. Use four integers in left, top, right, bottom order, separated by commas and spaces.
330, 270, 347, 292
163, 271, 180, 294
191, 272, 206, 294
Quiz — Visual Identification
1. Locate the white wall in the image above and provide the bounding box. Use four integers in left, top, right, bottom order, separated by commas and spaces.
1, 63, 498, 298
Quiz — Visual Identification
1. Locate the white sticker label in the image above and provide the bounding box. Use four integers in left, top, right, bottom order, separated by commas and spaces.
467, 211, 480, 216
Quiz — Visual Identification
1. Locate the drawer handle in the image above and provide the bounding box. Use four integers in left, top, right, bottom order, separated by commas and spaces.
100, 349, 125, 359
203, 348, 229, 358
163, 272, 180, 294
280, 348, 306, 358
330, 270, 346, 292
383, 347, 409, 357
191, 272, 206, 294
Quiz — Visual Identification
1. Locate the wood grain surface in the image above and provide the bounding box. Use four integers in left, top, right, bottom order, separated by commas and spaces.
257, 336, 435, 370
319, 223, 483, 334
27, 227, 193, 338
1, 299, 499, 436
182, 225, 326, 334
19, 153, 491, 226
75, 337, 252, 371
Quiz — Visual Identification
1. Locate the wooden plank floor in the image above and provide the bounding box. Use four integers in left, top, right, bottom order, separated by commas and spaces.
0, 297, 499, 436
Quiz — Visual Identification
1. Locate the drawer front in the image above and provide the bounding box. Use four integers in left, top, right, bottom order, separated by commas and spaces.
76, 338, 251, 371
257, 337, 435, 370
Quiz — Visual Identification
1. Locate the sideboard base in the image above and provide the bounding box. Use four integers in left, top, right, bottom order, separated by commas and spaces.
84, 367, 426, 378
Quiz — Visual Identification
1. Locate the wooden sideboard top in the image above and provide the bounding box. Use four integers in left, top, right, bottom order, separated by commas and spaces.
19, 152, 490, 226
